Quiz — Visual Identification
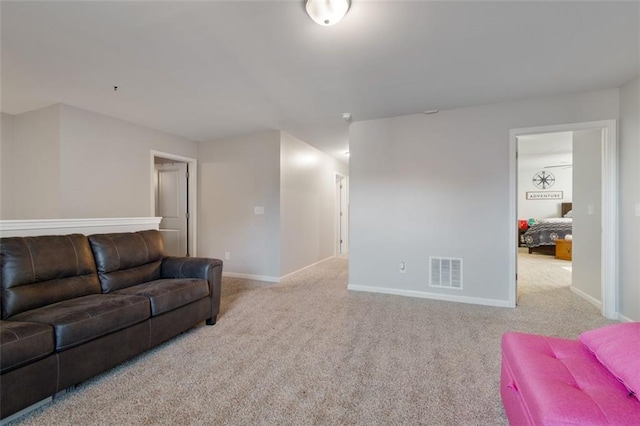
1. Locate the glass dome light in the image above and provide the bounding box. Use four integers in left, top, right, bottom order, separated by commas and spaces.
305, 0, 350, 26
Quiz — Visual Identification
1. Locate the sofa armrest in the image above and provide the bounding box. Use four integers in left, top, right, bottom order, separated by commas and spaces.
161, 257, 223, 325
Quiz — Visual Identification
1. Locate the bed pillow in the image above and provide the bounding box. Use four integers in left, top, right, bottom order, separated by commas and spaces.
563, 209, 573, 218
579, 323, 640, 400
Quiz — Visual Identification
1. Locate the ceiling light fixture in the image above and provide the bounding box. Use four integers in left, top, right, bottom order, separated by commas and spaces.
305, 0, 350, 26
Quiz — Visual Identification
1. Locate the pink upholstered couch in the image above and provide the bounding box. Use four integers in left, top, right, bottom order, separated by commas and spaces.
501, 323, 640, 425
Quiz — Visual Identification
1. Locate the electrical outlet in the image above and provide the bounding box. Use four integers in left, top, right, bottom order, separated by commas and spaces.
224, 252, 230, 260
254, 206, 264, 215
399, 261, 406, 273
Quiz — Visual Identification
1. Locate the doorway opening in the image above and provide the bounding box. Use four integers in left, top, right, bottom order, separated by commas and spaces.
150, 151, 198, 257
335, 173, 349, 256
509, 120, 618, 319
516, 132, 574, 299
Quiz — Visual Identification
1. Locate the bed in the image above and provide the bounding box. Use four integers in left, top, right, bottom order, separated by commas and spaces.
523, 202, 572, 255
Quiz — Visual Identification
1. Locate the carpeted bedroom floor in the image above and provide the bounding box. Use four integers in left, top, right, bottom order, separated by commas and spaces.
517, 247, 572, 296
7, 253, 614, 425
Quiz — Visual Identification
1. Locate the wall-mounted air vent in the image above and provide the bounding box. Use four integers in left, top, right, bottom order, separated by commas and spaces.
429, 257, 463, 290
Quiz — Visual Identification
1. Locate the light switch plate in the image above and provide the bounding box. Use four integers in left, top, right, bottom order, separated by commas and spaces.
254, 206, 264, 215
587, 204, 595, 216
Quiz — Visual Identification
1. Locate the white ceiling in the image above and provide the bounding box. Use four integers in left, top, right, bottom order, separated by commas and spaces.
518, 132, 573, 169
2, 1, 638, 162
518, 132, 572, 156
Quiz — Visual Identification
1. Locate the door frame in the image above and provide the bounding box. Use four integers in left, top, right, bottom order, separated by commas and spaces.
150, 150, 198, 256
508, 120, 617, 319
335, 172, 349, 255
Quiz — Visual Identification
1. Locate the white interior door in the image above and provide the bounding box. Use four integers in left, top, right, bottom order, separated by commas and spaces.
155, 162, 188, 257
572, 129, 603, 304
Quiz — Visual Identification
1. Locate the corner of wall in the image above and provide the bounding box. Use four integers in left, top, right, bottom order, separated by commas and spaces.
279, 132, 347, 276
7, 105, 63, 219
197, 131, 282, 278
618, 74, 640, 321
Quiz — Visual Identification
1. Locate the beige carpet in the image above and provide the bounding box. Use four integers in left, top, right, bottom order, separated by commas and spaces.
8, 255, 614, 425
517, 247, 571, 291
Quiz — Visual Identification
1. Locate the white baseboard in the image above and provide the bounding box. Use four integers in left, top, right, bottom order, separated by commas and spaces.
279, 256, 334, 280
347, 284, 512, 308
617, 313, 635, 323
223, 272, 280, 283
569, 286, 602, 310
223, 256, 335, 283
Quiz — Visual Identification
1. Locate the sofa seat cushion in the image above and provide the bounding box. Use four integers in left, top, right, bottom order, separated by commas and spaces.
114, 278, 209, 316
0, 321, 55, 373
9, 294, 150, 351
502, 332, 640, 425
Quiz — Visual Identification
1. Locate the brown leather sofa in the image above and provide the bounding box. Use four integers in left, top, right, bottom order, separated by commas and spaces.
0, 230, 222, 420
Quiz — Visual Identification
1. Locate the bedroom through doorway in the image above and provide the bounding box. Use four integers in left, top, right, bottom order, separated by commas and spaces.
511, 121, 617, 319
516, 132, 574, 300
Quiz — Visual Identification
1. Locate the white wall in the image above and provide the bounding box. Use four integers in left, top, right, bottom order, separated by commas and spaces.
518, 152, 573, 220
619, 75, 640, 321
1, 106, 61, 219
198, 130, 347, 280
58, 105, 198, 218
280, 132, 348, 276
349, 89, 619, 306
1, 104, 198, 220
571, 129, 602, 304
198, 131, 282, 279
1, 113, 15, 218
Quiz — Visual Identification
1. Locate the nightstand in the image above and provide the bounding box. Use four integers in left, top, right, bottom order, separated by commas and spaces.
555, 239, 572, 261
518, 229, 528, 247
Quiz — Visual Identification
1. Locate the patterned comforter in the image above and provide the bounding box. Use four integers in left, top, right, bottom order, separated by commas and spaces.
523, 218, 572, 248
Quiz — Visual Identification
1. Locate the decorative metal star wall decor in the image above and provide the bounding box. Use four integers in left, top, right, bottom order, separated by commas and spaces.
532, 171, 555, 189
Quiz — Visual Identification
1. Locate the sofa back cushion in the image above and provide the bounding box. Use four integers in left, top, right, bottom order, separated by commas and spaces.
0, 234, 101, 319
88, 230, 165, 293
579, 322, 640, 401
